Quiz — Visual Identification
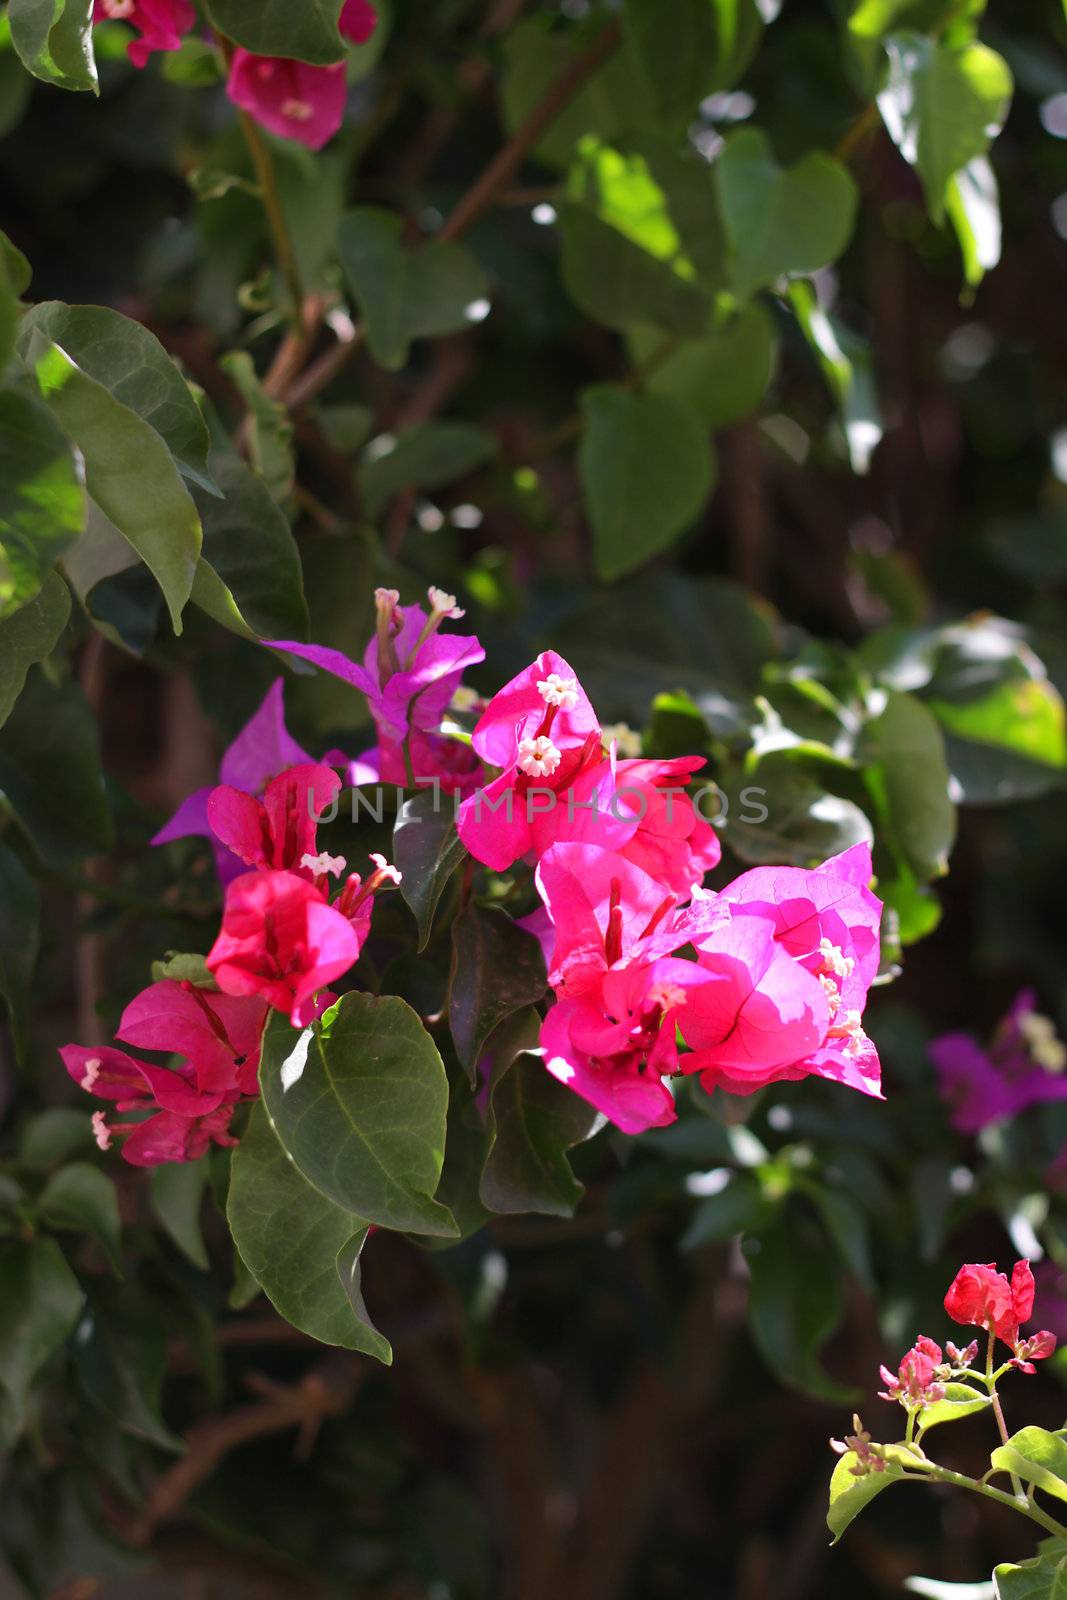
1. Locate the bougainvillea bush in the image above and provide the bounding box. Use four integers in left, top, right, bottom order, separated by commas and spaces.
2, 0, 1067, 1595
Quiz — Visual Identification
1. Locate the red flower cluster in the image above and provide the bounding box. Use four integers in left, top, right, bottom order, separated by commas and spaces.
878, 1336, 946, 1407
945, 1260, 1057, 1370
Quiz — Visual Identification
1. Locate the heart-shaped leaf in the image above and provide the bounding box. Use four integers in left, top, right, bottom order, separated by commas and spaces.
203, 0, 345, 64
448, 902, 548, 1082
0, 391, 84, 620
8, 0, 96, 92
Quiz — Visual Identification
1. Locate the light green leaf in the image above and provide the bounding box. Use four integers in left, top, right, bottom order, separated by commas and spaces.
202, 0, 345, 63
0, 840, 39, 1062
560, 203, 715, 338
0, 569, 70, 729
716, 127, 859, 297
630, 302, 775, 430
37, 1163, 122, 1273
190, 452, 308, 641
220, 350, 294, 501
361, 422, 497, 517
826, 1447, 907, 1541
915, 1381, 991, 1434
8, 0, 96, 92
0, 1236, 84, 1440
448, 902, 548, 1081
580, 385, 715, 580
862, 689, 956, 881
227, 1100, 391, 1360
994, 1547, 1067, 1600
21, 303, 216, 493
946, 155, 1001, 289
394, 790, 468, 952
0, 389, 84, 619
25, 336, 201, 634
991, 1427, 1067, 1505
877, 33, 1012, 223
338, 207, 490, 371
259, 995, 457, 1237
0, 667, 113, 867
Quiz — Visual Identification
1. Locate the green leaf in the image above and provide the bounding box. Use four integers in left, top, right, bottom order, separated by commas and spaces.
747, 1210, 853, 1400
227, 1100, 391, 1360
945, 155, 1001, 289
259, 995, 457, 1237
994, 1547, 1067, 1600
202, 0, 345, 64
24, 336, 201, 635
915, 1381, 991, 1435
877, 33, 1012, 223
0, 570, 69, 730
393, 790, 468, 952
680, 1171, 773, 1249
0, 230, 25, 372
361, 423, 497, 518
991, 1427, 1067, 1506
8, 0, 96, 92
17, 1108, 93, 1170
37, 1163, 122, 1274
480, 1009, 599, 1218
0, 389, 84, 619
789, 281, 883, 475
190, 452, 308, 641
21, 303, 216, 493
862, 689, 956, 882
629, 302, 775, 430
623, 0, 763, 121
448, 902, 548, 1082
0, 667, 112, 867
826, 1448, 906, 1542
580, 386, 715, 580
928, 677, 1066, 771
220, 350, 294, 501
0, 1236, 84, 1438
560, 204, 715, 338
716, 127, 859, 297
74, 1282, 182, 1450
149, 1161, 210, 1271
150, 951, 217, 988
338, 208, 490, 372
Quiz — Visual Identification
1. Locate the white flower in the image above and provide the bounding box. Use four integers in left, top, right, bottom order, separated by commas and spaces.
301, 851, 347, 879
427, 586, 464, 619
369, 851, 402, 885
536, 673, 579, 710
92, 1111, 111, 1151
517, 735, 562, 777
83, 1056, 102, 1091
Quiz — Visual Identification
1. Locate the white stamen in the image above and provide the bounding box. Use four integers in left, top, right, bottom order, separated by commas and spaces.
819, 974, 842, 1016
601, 721, 642, 757
427, 586, 463, 619
92, 1111, 112, 1151
301, 850, 347, 879
1021, 1011, 1067, 1073
818, 938, 854, 980
83, 1056, 102, 1091
369, 852, 402, 885
517, 735, 562, 777
536, 673, 579, 710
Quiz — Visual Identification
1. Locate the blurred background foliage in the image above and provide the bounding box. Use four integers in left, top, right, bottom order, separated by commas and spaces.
2, 0, 1067, 1595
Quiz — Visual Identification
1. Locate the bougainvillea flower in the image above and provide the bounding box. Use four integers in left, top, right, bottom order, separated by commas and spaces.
679, 911, 832, 1094
344, 728, 483, 796
931, 989, 1067, 1135
534, 842, 682, 997
115, 978, 268, 1098
877, 1336, 945, 1407
60, 1042, 241, 1167
93, 0, 194, 68
944, 1259, 1056, 1366
207, 763, 341, 878
207, 869, 362, 1027
609, 755, 721, 897
457, 653, 614, 870
225, 0, 379, 152
153, 679, 312, 884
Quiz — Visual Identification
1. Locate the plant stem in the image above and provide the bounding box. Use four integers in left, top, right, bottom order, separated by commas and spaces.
985, 1327, 1025, 1499
215, 35, 306, 326
908, 1459, 1067, 1541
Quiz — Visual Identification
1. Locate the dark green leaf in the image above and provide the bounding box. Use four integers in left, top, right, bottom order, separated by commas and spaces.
17, 1108, 94, 1170
149, 1161, 210, 1271
0, 668, 112, 866
623, 0, 763, 120
37, 1162, 122, 1273
190, 451, 308, 640
0, 390, 84, 619
21, 303, 216, 493
361, 423, 497, 517
747, 1210, 853, 1400
0, 838, 39, 1061
0, 1236, 84, 1438
720, 754, 873, 867
338, 208, 490, 371
716, 127, 858, 297
680, 1171, 772, 1249
8, 0, 96, 92
73, 1282, 182, 1450
259, 995, 457, 1237
227, 1100, 391, 1360
861, 689, 956, 882
580, 386, 715, 580
394, 790, 468, 951
202, 0, 345, 64
630, 302, 775, 430
24, 335, 201, 634
560, 203, 714, 338
448, 902, 547, 1082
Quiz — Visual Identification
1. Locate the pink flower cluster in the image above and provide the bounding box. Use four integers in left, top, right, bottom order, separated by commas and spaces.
63, 584, 885, 1164
94, 0, 378, 151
